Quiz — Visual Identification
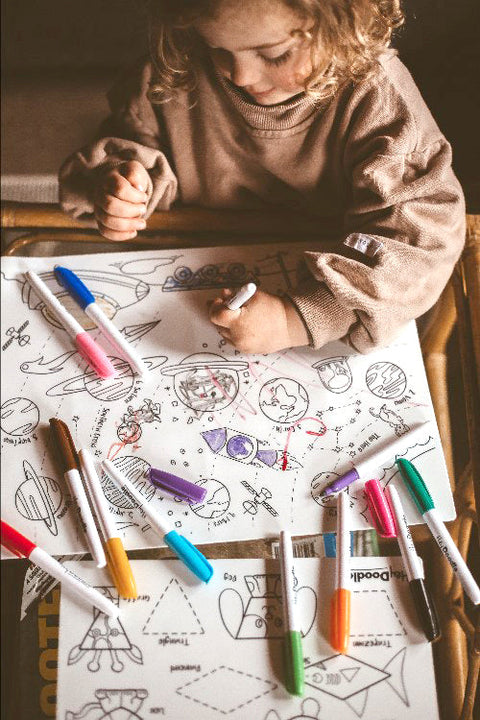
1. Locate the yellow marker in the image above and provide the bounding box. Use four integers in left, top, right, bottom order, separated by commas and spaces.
78, 449, 137, 599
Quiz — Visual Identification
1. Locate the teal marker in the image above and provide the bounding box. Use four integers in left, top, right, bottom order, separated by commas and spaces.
279, 530, 305, 696
102, 460, 213, 583
397, 458, 480, 605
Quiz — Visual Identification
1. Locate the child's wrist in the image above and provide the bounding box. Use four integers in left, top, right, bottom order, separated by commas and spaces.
282, 296, 310, 348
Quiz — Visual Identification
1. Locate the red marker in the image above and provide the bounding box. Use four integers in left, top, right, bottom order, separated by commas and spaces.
1, 520, 118, 617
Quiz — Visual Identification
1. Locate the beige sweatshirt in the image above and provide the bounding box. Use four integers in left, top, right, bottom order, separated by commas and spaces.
59, 52, 465, 352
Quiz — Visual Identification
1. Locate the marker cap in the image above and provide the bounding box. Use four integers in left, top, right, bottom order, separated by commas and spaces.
364, 479, 397, 538
149, 468, 207, 504
1, 520, 35, 558
76, 332, 117, 379
284, 630, 305, 696
164, 531, 213, 583
410, 578, 441, 643
396, 458, 435, 513
330, 587, 351, 654
105, 537, 138, 600
54, 266, 95, 310
321, 467, 359, 496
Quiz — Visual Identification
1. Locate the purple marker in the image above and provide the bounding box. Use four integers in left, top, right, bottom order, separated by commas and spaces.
320, 424, 429, 496
149, 467, 207, 504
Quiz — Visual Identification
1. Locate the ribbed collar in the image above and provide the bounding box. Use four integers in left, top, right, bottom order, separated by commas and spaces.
216, 71, 321, 137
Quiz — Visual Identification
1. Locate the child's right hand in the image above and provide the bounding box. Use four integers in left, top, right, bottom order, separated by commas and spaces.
93, 160, 150, 241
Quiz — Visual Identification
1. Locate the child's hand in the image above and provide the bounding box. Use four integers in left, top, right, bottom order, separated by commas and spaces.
209, 288, 309, 354
93, 160, 150, 241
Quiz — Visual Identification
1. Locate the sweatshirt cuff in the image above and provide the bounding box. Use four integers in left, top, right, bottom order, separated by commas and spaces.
287, 281, 357, 349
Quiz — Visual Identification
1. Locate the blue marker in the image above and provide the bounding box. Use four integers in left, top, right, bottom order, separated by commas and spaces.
102, 460, 213, 583
54, 266, 148, 376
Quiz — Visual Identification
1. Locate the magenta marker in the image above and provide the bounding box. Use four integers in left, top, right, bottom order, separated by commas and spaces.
25, 271, 116, 379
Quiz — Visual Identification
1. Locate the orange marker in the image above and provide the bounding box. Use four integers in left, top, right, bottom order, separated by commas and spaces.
78, 449, 137, 599
330, 491, 351, 654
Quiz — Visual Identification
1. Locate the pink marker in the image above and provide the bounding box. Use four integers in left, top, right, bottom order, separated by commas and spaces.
1, 520, 119, 617
364, 479, 396, 538
25, 271, 116, 379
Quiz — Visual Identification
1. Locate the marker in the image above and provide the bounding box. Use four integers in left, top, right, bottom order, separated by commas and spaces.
49, 418, 106, 568
279, 530, 305, 696
364, 479, 396, 538
225, 282, 257, 310
321, 424, 429, 496
25, 271, 116, 379
330, 491, 351, 653
54, 266, 148, 376
386, 485, 440, 642
101, 460, 213, 583
397, 458, 480, 605
1, 520, 119, 617
149, 467, 207, 504
78, 449, 137, 599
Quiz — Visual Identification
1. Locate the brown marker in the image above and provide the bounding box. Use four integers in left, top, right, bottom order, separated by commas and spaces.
49, 418, 106, 568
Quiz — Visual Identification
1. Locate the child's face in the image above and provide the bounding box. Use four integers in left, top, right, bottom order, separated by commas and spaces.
194, 0, 313, 105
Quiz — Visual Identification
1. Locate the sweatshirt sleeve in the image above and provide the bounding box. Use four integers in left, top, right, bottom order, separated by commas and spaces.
289, 60, 466, 353
59, 60, 178, 219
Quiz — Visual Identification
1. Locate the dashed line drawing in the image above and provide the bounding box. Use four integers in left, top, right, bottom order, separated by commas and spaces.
65, 688, 148, 720
142, 578, 205, 636
219, 574, 316, 640
2, 320, 30, 350
67, 587, 143, 673
312, 357, 353, 394
304, 648, 409, 718
258, 378, 309, 424
350, 590, 407, 638
366, 362, 407, 399
0, 397, 40, 436
161, 353, 248, 413
15, 460, 63, 536
176, 665, 277, 714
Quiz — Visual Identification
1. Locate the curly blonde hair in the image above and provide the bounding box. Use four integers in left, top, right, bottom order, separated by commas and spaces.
147, 0, 404, 103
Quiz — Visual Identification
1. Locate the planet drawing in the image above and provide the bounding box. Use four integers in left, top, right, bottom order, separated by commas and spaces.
1, 397, 40, 436
189, 479, 231, 519
14, 460, 63, 535
366, 362, 407, 399
161, 353, 248, 412
259, 378, 309, 424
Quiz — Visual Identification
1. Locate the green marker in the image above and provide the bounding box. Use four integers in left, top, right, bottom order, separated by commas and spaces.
397, 458, 480, 605
279, 530, 305, 696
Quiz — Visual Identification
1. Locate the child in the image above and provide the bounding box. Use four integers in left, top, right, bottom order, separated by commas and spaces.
59, 0, 465, 355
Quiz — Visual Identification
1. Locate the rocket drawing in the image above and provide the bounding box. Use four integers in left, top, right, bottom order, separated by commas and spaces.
201, 428, 302, 471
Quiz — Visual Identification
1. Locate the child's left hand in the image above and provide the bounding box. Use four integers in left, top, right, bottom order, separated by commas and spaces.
208, 288, 309, 354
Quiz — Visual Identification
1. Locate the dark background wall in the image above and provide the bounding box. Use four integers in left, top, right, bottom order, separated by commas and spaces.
1, 0, 479, 205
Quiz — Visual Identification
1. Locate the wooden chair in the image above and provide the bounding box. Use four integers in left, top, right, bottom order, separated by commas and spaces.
1, 202, 479, 720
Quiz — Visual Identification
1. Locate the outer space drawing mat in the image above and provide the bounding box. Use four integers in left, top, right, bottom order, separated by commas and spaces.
1, 244, 453, 557
56, 557, 440, 720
